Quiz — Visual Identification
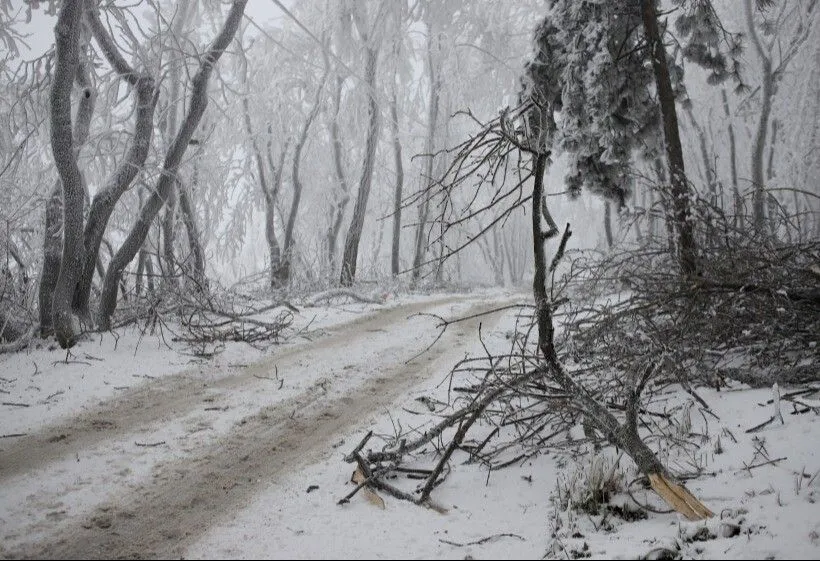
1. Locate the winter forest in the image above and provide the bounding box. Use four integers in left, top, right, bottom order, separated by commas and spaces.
0, 0, 819, 559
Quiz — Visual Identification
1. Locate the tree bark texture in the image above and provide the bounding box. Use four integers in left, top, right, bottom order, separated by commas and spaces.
49, 0, 87, 348
641, 0, 698, 277
97, 0, 248, 329
340, 44, 380, 286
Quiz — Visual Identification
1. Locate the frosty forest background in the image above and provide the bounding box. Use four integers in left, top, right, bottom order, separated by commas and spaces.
0, 0, 819, 559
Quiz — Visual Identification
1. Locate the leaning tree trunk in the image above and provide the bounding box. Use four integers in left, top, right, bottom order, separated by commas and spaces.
745, 0, 773, 233
49, 0, 87, 348
97, 0, 248, 329
340, 44, 381, 286
530, 151, 713, 521
73, 76, 156, 318
641, 0, 698, 277
277, 68, 328, 286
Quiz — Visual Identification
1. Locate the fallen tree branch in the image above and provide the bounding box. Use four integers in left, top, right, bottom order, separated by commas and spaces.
306, 288, 385, 306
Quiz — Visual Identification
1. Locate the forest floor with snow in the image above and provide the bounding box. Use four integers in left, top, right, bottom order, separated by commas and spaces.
0, 287, 818, 560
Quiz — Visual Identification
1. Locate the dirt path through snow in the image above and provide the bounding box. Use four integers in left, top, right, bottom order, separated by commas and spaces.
1, 294, 518, 559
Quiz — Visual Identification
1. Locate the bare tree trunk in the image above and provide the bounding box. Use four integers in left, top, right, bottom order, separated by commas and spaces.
159, 1, 194, 290
38, 180, 62, 337
326, 75, 351, 277
411, 26, 441, 283
683, 104, 717, 204
340, 44, 380, 286
604, 201, 614, 249
97, 0, 248, 329
63, 4, 157, 323
745, 0, 774, 232
241, 97, 285, 290
766, 119, 780, 238
531, 152, 711, 520
641, 0, 698, 277
278, 70, 327, 286
40, 7, 96, 340
49, 0, 87, 348
72, 76, 156, 318
390, 84, 403, 277
721, 89, 743, 229
178, 175, 207, 292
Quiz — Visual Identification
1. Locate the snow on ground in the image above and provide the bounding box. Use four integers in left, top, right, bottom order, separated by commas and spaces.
1, 287, 819, 560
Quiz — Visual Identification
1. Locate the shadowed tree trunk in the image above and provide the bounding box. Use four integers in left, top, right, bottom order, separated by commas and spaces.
97, 0, 248, 329
604, 201, 614, 249
640, 0, 698, 277
340, 43, 381, 286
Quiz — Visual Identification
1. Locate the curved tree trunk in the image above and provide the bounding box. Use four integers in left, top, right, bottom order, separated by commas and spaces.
97, 0, 248, 329
277, 68, 328, 285
40, 7, 95, 340
745, 0, 773, 233
640, 0, 698, 277
72, 75, 157, 317
340, 44, 381, 286
49, 0, 87, 348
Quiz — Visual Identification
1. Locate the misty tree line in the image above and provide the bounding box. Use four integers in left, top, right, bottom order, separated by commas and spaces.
0, 0, 818, 351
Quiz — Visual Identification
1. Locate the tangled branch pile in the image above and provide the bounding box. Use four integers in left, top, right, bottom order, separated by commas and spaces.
341, 207, 818, 518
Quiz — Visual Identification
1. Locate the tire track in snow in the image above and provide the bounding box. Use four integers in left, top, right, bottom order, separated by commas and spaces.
3, 296, 518, 559
0, 295, 467, 480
